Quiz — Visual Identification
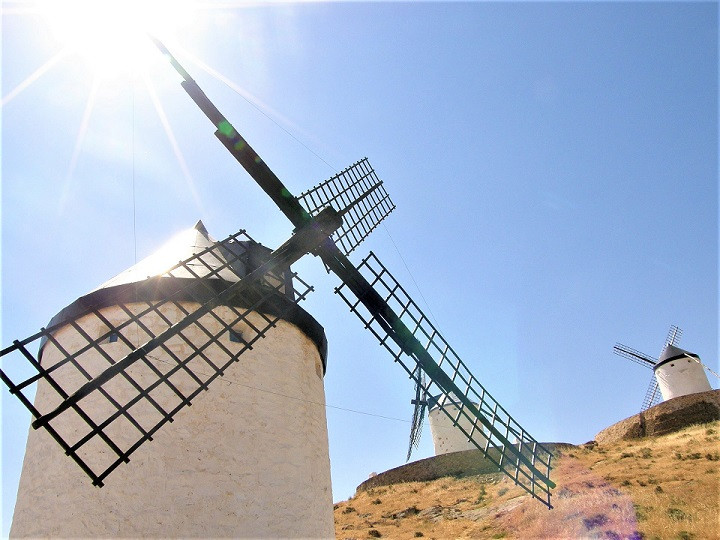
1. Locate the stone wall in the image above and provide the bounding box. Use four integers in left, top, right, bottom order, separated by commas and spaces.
595, 389, 720, 445
357, 443, 569, 492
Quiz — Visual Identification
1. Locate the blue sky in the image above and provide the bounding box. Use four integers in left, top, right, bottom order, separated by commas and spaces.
1, 1, 718, 534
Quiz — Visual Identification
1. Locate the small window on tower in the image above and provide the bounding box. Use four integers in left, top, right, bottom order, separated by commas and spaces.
229, 329, 244, 343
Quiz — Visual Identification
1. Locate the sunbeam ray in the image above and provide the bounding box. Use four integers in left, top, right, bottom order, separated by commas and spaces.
2, 49, 69, 107
179, 46, 338, 171
58, 75, 101, 213
191, 0, 331, 9
181, 48, 300, 131
144, 77, 205, 214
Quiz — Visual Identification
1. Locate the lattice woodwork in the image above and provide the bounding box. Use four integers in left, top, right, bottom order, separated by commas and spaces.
335, 251, 554, 508
298, 158, 395, 256
0, 229, 313, 486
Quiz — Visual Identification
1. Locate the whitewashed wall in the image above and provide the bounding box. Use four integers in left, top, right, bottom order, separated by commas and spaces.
428, 401, 487, 455
655, 355, 712, 401
11, 302, 334, 538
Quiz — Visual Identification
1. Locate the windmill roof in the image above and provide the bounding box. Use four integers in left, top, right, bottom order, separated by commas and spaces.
94, 220, 245, 290
654, 344, 700, 370
40, 221, 328, 370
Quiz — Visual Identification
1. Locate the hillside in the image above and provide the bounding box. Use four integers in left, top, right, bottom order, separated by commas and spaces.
334, 421, 719, 539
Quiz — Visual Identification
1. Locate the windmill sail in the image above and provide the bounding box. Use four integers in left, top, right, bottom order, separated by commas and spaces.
640, 378, 662, 411
665, 325, 682, 348
334, 251, 555, 508
297, 158, 395, 256
407, 369, 427, 461
0, 212, 340, 486
2, 38, 554, 508
155, 41, 555, 508
614, 325, 684, 412
613, 343, 657, 368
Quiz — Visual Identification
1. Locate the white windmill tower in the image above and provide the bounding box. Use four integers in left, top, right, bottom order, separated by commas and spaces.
406, 373, 488, 459
10, 221, 335, 538
613, 325, 713, 410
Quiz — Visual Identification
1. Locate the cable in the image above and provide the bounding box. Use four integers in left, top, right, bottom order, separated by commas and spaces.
143, 351, 472, 438
131, 81, 137, 265
131, 80, 141, 349
682, 353, 720, 381
145, 353, 412, 425
382, 223, 443, 331
181, 49, 339, 174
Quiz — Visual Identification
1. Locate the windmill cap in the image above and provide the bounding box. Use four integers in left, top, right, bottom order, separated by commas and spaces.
38, 221, 329, 372
93, 220, 247, 290
654, 344, 700, 371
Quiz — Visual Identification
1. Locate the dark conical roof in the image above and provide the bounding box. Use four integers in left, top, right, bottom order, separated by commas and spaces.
655, 344, 700, 370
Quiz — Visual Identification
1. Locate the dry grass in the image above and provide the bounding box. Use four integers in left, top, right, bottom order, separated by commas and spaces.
570, 421, 720, 540
334, 474, 511, 539
335, 421, 720, 539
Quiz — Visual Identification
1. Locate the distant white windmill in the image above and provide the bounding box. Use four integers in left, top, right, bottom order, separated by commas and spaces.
613, 325, 712, 411
406, 372, 488, 460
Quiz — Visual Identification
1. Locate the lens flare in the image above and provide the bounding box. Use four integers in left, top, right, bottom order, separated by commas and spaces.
40, 0, 196, 79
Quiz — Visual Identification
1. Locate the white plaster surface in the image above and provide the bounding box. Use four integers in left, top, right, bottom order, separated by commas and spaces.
655, 355, 712, 401
11, 302, 334, 539
428, 401, 487, 455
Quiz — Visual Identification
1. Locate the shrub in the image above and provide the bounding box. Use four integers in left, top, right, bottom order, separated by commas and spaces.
369, 529, 382, 538
633, 504, 649, 522
371, 499, 382, 505
498, 487, 509, 497
475, 484, 487, 504
640, 447, 652, 459
667, 507, 688, 522
582, 514, 609, 530
342, 506, 356, 514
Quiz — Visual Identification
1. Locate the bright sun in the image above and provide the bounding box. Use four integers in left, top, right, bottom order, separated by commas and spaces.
40, 0, 196, 78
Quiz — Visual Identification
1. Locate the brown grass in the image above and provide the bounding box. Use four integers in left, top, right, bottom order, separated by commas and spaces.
334, 421, 720, 539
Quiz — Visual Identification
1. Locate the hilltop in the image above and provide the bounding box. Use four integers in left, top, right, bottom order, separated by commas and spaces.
334, 420, 719, 539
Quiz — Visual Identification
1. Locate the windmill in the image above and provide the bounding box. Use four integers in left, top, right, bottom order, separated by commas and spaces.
614, 325, 712, 411
407, 379, 489, 460
1, 36, 556, 531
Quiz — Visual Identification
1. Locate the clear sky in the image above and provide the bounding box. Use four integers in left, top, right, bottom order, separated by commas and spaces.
1, 1, 718, 535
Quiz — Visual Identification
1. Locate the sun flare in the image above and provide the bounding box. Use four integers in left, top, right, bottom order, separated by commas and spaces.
39, 0, 196, 78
